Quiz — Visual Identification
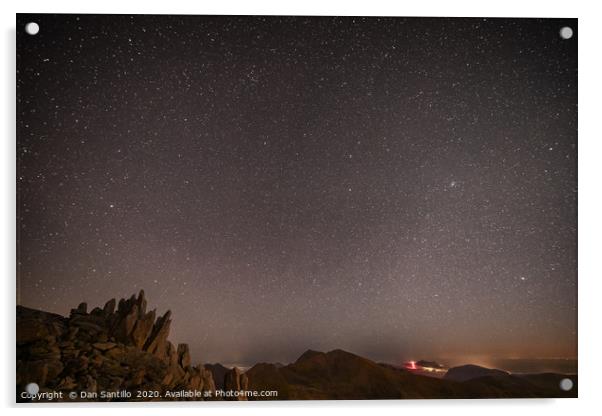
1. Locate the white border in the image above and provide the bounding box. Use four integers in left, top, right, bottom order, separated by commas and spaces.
2, 1, 601, 415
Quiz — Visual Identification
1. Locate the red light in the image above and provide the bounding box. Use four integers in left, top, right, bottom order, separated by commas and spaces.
405, 360, 417, 370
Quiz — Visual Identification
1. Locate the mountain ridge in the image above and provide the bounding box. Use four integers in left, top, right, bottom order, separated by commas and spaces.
17, 293, 577, 401
247, 348, 577, 399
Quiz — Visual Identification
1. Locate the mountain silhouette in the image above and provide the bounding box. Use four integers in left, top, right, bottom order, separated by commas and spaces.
444, 364, 509, 382
16, 293, 577, 401
246, 349, 576, 399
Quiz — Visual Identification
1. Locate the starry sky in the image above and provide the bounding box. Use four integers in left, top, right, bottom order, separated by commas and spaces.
17, 15, 577, 369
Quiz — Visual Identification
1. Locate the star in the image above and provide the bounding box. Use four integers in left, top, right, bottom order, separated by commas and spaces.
16, 14, 577, 369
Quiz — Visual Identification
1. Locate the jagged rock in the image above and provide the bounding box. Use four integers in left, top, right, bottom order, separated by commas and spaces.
205, 363, 229, 390
16, 292, 228, 402
108, 291, 155, 348
224, 367, 248, 400
104, 344, 125, 360
201, 368, 216, 395
164, 364, 186, 388
90, 307, 105, 316
69, 317, 104, 333
130, 310, 156, 348
189, 373, 202, 390
66, 326, 79, 341
143, 310, 171, 359
165, 341, 178, 367
161, 372, 174, 387
113, 303, 139, 342
71, 302, 87, 315
135, 290, 147, 315
131, 368, 145, 386
177, 343, 191, 368
103, 298, 116, 315
187, 365, 204, 391
224, 367, 241, 390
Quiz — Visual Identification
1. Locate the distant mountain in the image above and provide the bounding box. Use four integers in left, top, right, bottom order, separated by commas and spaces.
294, 349, 325, 363
16, 292, 577, 401
444, 364, 509, 382
248, 349, 449, 400
246, 349, 577, 400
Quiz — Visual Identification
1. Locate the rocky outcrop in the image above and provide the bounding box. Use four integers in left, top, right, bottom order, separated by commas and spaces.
16, 291, 240, 402
223, 367, 249, 401
177, 343, 191, 368
204, 363, 229, 390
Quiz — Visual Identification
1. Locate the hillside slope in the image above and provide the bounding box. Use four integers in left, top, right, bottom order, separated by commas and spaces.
247, 349, 577, 399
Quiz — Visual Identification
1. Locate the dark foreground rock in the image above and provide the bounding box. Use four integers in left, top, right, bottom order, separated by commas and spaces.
16, 291, 246, 402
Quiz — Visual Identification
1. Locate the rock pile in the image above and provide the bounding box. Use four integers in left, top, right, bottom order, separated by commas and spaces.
16, 291, 246, 402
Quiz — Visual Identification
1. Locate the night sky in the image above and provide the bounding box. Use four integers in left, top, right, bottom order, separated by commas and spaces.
17, 15, 577, 368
